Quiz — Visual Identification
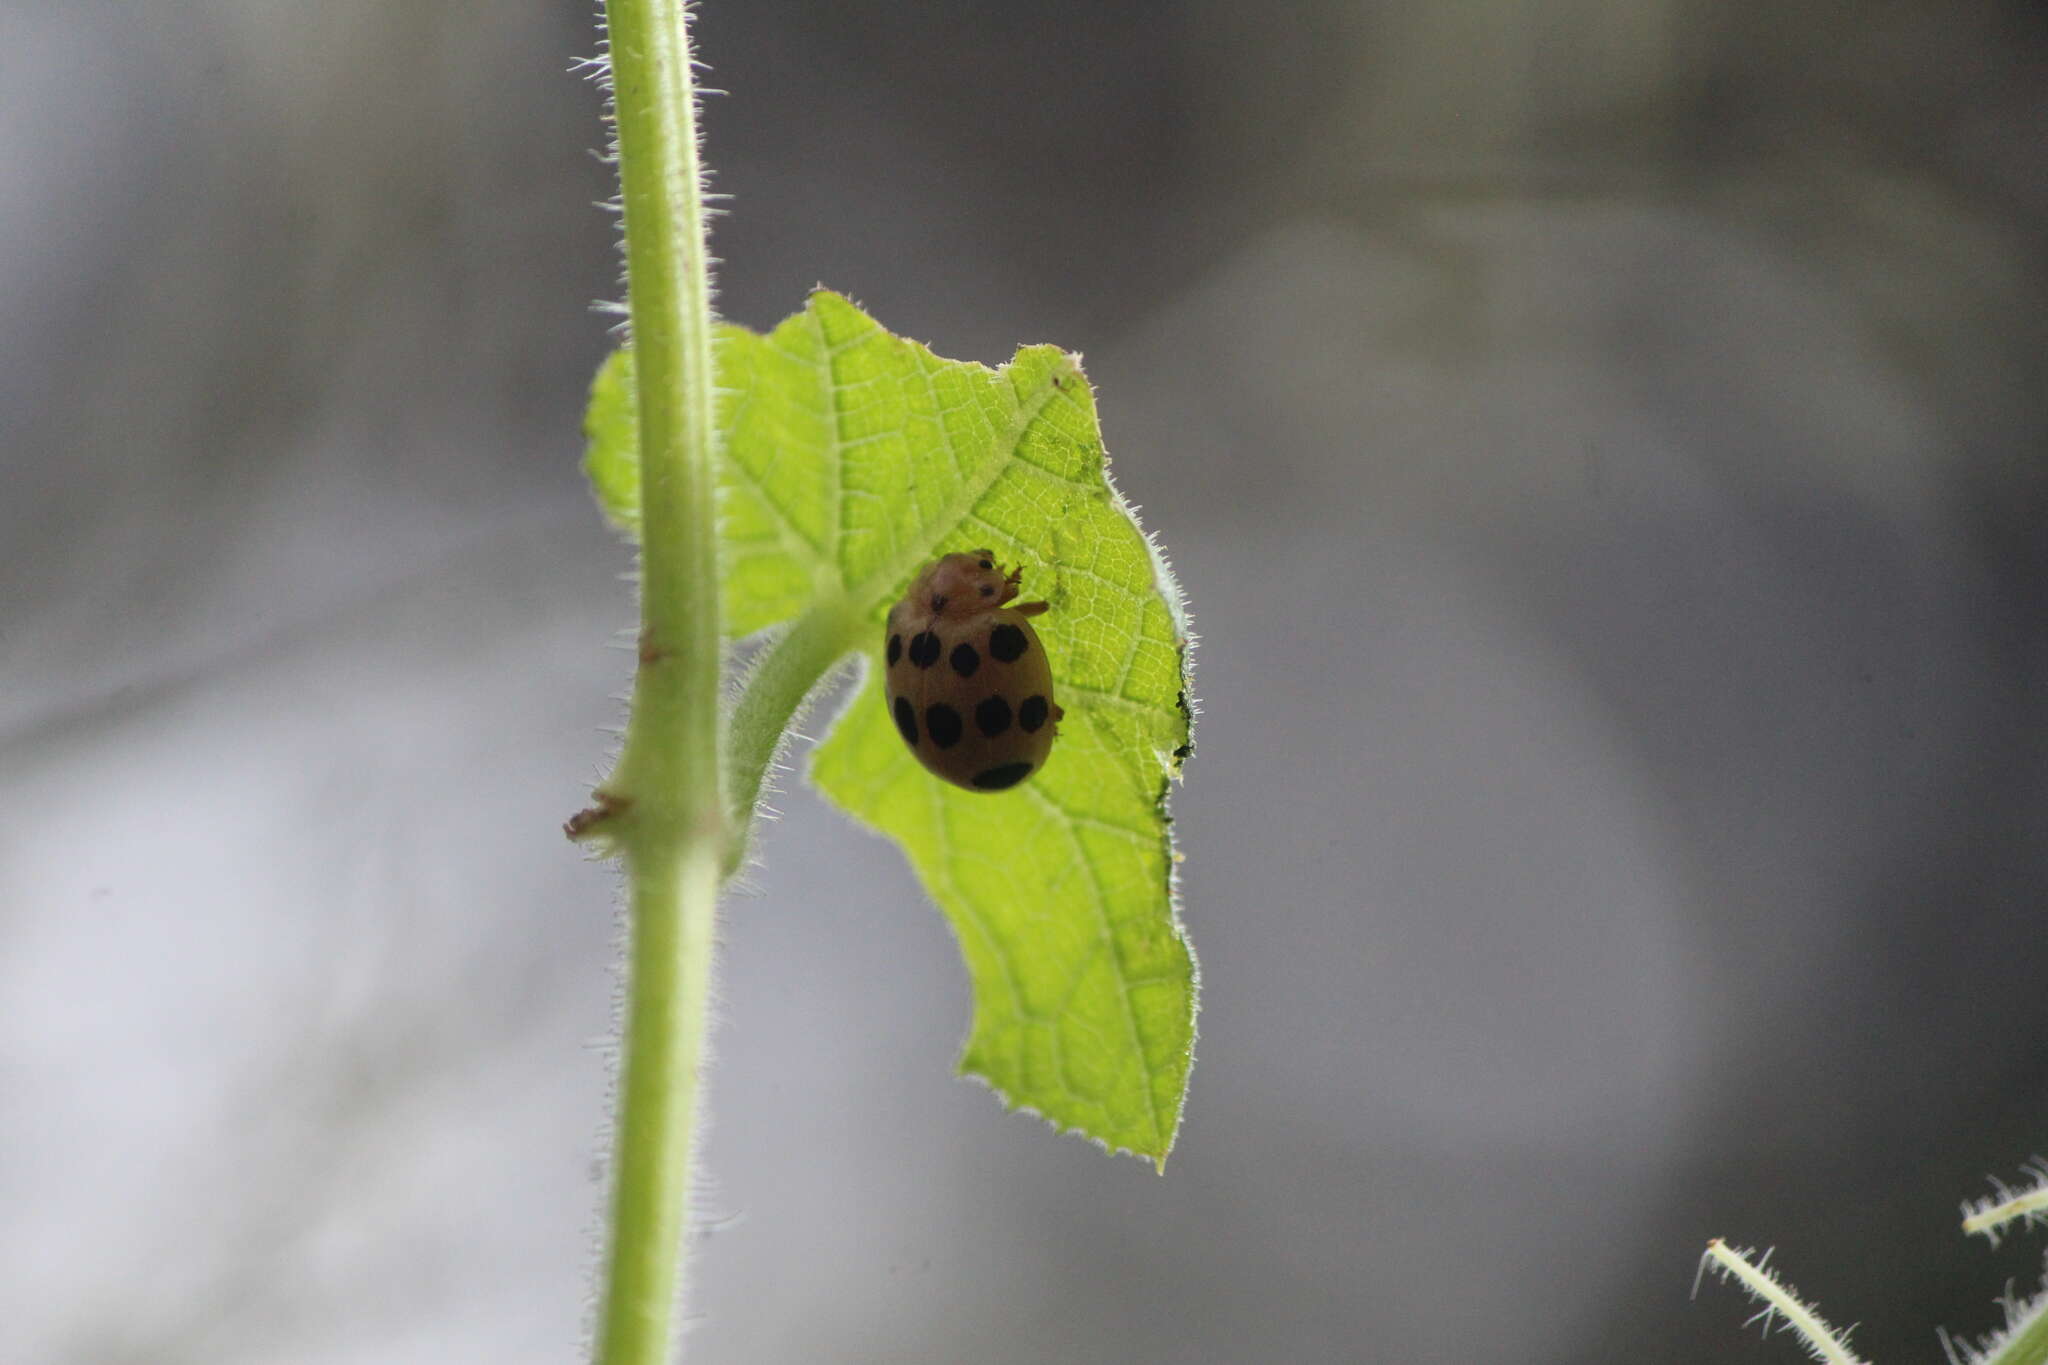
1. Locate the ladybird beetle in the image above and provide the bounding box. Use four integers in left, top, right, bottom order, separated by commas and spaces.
884, 550, 1063, 792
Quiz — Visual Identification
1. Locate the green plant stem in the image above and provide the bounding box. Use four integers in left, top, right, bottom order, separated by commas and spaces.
722, 598, 865, 875
601, 838, 721, 1362
592, 0, 723, 1361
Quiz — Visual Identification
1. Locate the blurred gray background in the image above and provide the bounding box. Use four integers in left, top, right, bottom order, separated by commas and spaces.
6, 1, 2047, 1361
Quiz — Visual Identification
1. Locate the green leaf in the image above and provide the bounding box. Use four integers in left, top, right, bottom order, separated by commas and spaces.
582, 345, 643, 537
584, 291, 1198, 1165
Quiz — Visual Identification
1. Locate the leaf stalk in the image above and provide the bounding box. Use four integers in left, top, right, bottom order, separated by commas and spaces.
722, 599, 867, 875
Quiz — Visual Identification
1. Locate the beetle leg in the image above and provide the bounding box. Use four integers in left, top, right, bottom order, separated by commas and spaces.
996, 564, 1024, 606
1013, 600, 1050, 617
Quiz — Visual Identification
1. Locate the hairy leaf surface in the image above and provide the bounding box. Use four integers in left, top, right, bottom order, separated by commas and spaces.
585, 291, 1197, 1163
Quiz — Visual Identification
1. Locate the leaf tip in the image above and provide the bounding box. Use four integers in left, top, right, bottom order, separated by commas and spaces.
955, 1061, 1175, 1169
802, 286, 870, 331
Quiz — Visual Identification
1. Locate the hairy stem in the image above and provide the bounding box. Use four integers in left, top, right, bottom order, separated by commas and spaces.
600, 838, 721, 1363
592, 0, 724, 1360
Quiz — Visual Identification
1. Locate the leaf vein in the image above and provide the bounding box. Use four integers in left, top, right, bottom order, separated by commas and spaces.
845, 362, 1072, 609
717, 391, 832, 565
928, 781, 1029, 1026
1059, 683, 1180, 723
1021, 784, 1169, 1150
807, 303, 848, 573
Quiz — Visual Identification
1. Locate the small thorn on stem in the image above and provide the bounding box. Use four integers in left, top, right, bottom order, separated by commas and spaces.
566, 791, 634, 841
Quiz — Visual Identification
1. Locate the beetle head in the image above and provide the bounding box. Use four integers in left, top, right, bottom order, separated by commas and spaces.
913, 549, 1014, 618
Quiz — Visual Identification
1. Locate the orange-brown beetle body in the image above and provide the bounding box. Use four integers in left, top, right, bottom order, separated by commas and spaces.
883, 551, 1061, 791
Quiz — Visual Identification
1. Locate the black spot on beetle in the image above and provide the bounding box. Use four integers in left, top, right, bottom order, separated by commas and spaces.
988, 623, 1027, 663
975, 695, 1012, 737
971, 761, 1033, 790
886, 634, 902, 666
893, 696, 918, 746
1018, 694, 1049, 733
925, 703, 963, 749
950, 642, 980, 677
908, 632, 941, 668
978, 558, 993, 570
979, 585, 994, 597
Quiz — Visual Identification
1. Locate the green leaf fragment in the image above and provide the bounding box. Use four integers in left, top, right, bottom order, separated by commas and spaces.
584, 291, 1198, 1165
582, 346, 642, 535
